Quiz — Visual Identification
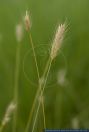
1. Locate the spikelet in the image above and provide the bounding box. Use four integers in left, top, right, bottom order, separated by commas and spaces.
50, 24, 66, 60
1, 102, 16, 127
24, 10, 31, 31
16, 23, 23, 42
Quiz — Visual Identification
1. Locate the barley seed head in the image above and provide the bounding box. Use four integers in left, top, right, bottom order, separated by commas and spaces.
16, 23, 23, 42
1, 102, 16, 126
24, 10, 31, 31
50, 23, 66, 60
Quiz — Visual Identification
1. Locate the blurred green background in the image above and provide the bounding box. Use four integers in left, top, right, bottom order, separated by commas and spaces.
0, 0, 89, 131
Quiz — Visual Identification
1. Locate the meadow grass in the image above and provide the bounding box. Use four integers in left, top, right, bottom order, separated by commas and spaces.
0, 11, 66, 132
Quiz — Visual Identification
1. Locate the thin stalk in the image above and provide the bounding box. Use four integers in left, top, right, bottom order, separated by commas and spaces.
25, 31, 40, 132
25, 83, 41, 132
28, 32, 40, 80
25, 31, 51, 132
41, 96, 46, 129
42, 57, 51, 79
25, 57, 51, 132
41, 58, 52, 101
31, 58, 52, 132
13, 42, 21, 132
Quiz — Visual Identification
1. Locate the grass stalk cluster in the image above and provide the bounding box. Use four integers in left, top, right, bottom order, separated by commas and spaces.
0, 10, 66, 132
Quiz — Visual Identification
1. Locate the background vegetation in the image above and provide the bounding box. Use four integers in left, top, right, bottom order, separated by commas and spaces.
0, 0, 89, 131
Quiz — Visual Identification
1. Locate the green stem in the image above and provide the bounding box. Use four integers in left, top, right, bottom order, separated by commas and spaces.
31, 58, 52, 132
13, 42, 21, 132
25, 31, 51, 132
41, 96, 46, 129
24, 31, 40, 132
28, 32, 40, 80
